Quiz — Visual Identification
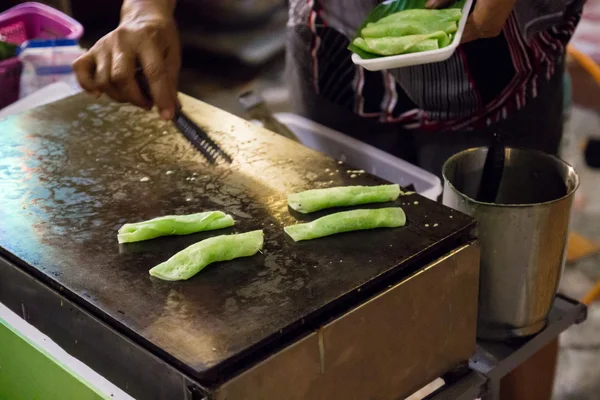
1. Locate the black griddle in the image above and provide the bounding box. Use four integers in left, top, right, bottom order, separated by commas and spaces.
0, 94, 475, 387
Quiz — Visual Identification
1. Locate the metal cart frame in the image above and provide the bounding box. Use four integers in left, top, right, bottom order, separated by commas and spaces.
428, 294, 588, 400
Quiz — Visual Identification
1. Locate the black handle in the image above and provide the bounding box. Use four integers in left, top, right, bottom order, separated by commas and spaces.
135, 68, 231, 164
134, 68, 153, 102
135, 68, 182, 122
477, 132, 505, 203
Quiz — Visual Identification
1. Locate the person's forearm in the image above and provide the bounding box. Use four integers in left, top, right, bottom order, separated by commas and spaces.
121, 0, 176, 22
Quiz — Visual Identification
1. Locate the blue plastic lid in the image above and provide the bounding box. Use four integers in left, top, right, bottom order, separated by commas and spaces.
18, 38, 78, 54
35, 65, 74, 76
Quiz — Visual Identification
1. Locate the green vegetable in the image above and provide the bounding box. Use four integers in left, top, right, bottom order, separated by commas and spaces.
0, 40, 18, 61
348, 0, 465, 59
353, 31, 452, 56
288, 184, 401, 214
149, 230, 264, 281
284, 208, 406, 242
118, 211, 234, 243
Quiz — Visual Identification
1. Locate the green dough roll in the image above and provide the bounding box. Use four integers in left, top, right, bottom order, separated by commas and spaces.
353, 31, 451, 56
288, 184, 401, 214
361, 20, 457, 38
375, 9, 462, 26
149, 230, 264, 281
404, 39, 442, 53
118, 211, 234, 243
284, 208, 406, 242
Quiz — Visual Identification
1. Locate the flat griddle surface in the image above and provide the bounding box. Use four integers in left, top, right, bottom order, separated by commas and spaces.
0, 94, 474, 383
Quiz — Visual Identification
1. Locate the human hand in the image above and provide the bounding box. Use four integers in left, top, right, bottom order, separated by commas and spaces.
73, 0, 180, 120
426, 0, 517, 43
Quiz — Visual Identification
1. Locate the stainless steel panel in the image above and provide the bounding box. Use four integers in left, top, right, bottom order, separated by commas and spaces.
213, 243, 480, 400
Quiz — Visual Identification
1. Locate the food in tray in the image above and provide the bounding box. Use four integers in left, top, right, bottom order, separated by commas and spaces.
149, 230, 264, 281
361, 9, 461, 37
117, 211, 235, 243
353, 31, 452, 56
349, 3, 463, 58
288, 184, 402, 214
284, 208, 406, 242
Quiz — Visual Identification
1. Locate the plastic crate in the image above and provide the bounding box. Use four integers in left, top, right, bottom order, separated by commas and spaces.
274, 113, 443, 200
0, 2, 83, 109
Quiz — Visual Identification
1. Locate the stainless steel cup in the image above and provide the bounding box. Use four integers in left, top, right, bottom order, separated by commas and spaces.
442, 147, 579, 340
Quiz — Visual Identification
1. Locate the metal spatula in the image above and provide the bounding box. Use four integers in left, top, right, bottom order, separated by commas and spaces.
238, 90, 299, 142
135, 70, 232, 164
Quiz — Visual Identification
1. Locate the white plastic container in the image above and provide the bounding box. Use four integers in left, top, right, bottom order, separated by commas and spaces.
18, 38, 84, 98
275, 113, 443, 200
352, 0, 473, 71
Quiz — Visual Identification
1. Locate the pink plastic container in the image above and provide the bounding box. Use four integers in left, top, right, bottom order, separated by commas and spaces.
0, 2, 83, 109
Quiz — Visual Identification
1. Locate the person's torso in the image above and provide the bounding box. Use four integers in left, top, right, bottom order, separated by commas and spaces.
287, 0, 584, 131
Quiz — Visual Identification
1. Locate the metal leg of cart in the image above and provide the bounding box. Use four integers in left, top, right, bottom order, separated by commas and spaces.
426, 294, 587, 400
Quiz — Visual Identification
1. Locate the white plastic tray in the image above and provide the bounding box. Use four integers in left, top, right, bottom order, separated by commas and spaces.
274, 113, 442, 200
352, 0, 473, 71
